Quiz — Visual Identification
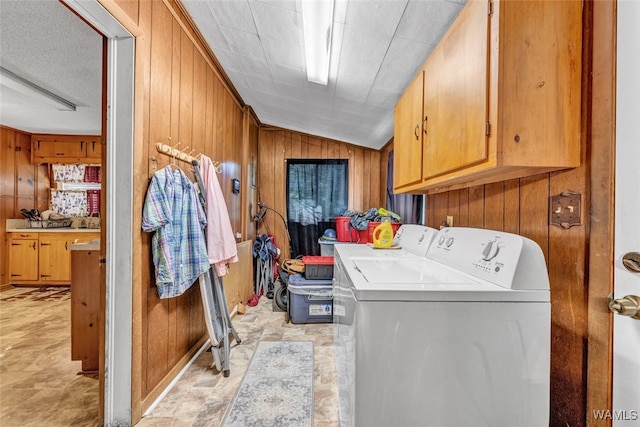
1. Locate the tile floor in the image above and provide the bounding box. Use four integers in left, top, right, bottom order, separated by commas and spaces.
0, 286, 339, 427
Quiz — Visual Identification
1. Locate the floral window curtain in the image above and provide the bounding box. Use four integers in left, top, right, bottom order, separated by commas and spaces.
287, 160, 348, 258
387, 150, 423, 224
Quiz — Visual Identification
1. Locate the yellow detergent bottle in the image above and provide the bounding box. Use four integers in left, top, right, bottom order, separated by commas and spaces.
372, 220, 394, 248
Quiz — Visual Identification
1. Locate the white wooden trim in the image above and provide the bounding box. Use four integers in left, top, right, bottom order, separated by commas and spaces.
62, 2, 135, 425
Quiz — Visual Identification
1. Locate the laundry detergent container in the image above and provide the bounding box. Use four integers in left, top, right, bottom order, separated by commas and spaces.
287, 274, 333, 324
367, 222, 402, 243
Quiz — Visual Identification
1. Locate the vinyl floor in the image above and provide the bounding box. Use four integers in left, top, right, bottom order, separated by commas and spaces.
0, 286, 339, 426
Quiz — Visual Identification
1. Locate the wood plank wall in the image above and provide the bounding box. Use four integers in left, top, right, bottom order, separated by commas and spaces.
110, 0, 258, 419
257, 127, 382, 260
0, 127, 50, 286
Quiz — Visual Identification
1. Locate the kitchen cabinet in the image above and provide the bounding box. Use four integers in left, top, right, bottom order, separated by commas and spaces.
393, 0, 582, 194
8, 233, 39, 282
39, 235, 74, 282
85, 139, 102, 161
31, 134, 102, 164
7, 231, 99, 286
422, 0, 488, 181
393, 71, 424, 188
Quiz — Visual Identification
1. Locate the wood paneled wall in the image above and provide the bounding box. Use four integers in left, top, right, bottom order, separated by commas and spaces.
257, 128, 382, 260
0, 127, 50, 286
109, 0, 258, 419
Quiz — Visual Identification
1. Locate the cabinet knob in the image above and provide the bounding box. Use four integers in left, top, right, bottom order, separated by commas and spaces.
414, 124, 420, 140
422, 116, 428, 135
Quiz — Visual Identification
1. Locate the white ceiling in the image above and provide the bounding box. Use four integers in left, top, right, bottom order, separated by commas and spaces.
0, 0, 103, 135
0, 0, 466, 150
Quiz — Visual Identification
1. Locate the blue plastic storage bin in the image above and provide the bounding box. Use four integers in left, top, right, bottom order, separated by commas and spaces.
287, 274, 333, 324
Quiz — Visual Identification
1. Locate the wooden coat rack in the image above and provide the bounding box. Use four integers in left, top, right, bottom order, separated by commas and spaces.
150, 140, 222, 178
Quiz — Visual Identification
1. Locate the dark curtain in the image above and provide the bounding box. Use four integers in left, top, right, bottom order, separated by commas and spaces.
386, 150, 423, 224
287, 160, 348, 258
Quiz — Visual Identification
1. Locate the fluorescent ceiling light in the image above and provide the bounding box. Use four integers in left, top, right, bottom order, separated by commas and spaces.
0, 66, 76, 111
301, 0, 335, 85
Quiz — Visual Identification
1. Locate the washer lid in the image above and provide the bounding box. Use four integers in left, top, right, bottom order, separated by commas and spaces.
347, 258, 549, 302
334, 243, 423, 260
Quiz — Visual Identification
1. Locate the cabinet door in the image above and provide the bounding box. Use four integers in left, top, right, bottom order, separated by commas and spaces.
393, 70, 425, 188
423, 0, 489, 179
32, 139, 86, 162
39, 235, 72, 282
85, 139, 102, 162
9, 239, 38, 281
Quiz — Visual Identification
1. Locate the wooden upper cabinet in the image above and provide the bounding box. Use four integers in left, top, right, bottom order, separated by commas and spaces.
423, 0, 489, 180
31, 134, 102, 164
84, 139, 102, 163
393, 70, 425, 188
493, 0, 582, 169
394, 0, 582, 194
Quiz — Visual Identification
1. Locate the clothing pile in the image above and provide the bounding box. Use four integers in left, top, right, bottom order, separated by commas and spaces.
341, 207, 402, 231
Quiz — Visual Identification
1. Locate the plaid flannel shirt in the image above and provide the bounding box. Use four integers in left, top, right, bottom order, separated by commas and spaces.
142, 166, 210, 299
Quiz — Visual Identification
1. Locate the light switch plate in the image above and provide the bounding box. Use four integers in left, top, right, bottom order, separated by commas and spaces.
550, 191, 581, 228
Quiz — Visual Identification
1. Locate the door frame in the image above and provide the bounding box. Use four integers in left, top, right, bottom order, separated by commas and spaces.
62, 1, 138, 425
587, 0, 616, 424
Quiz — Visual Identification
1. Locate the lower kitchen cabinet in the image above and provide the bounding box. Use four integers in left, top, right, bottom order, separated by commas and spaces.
39, 235, 73, 282
7, 231, 99, 286
8, 234, 39, 282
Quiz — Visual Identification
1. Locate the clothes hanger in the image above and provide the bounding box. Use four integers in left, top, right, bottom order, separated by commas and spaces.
169, 141, 180, 170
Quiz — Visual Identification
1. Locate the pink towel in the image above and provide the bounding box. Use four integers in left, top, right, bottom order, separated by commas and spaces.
200, 155, 238, 275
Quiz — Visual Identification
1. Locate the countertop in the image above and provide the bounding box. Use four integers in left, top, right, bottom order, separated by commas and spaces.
68, 239, 100, 251
6, 219, 100, 233
7, 227, 101, 233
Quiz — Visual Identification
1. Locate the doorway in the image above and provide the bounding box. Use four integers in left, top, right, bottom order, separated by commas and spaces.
62, 1, 135, 424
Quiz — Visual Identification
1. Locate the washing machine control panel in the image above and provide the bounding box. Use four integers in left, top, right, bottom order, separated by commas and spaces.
427, 228, 524, 289
394, 224, 439, 257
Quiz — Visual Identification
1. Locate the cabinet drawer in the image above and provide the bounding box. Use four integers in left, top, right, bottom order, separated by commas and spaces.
10, 232, 38, 240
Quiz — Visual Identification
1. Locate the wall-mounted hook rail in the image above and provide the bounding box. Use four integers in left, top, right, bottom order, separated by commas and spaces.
155, 142, 222, 173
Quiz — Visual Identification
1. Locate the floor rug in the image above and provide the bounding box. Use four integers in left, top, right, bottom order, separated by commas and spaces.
221, 340, 314, 427
0, 287, 70, 302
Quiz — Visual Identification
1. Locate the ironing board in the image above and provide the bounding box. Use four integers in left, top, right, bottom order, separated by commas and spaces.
192, 160, 241, 377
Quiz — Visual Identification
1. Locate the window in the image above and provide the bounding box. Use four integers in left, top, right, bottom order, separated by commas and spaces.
287, 159, 348, 257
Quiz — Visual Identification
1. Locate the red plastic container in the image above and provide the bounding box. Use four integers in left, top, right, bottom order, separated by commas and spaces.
302, 256, 334, 280
335, 216, 360, 242
358, 229, 368, 244
367, 222, 402, 243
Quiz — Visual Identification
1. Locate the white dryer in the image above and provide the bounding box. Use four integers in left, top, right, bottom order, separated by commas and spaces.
332, 224, 439, 260
333, 227, 551, 427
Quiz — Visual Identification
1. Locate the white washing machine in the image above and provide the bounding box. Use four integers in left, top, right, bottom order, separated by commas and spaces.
333, 227, 551, 427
